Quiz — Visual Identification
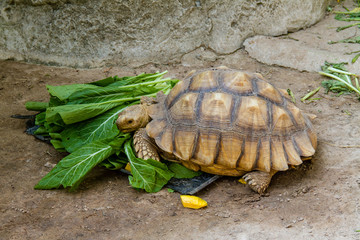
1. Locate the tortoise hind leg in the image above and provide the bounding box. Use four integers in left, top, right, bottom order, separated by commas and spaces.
134, 128, 160, 161
242, 170, 277, 194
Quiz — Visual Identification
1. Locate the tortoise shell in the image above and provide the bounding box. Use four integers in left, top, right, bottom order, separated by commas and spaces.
145, 68, 317, 176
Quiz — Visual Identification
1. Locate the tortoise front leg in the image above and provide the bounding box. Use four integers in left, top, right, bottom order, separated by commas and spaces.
242, 170, 277, 194
133, 128, 160, 161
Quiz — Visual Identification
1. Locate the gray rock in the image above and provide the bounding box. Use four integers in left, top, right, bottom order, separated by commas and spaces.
244, 35, 360, 75
0, 0, 329, 68
244, 2, 360, 75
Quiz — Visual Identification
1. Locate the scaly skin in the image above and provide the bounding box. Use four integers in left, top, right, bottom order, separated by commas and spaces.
133, 128, 160, 161
242, 170, 278, 194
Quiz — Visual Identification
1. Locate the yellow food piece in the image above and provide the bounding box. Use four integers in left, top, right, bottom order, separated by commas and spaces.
125, 163, 131, 172
180, 195, 207, 209
238, 178, 247, 184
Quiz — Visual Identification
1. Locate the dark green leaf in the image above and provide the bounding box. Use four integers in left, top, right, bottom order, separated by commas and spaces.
35, 139, 115, 190
35, 112, 46, 126
50, 139, 66, 152
89, 76, 117, 87
60, 104, 132, 153
45, 100, 125, 125
124, 140, 174, 193
47, 84, 99, 102
168, 163, 202, 179
352, 53, 360, 63
99, 155, 128, 170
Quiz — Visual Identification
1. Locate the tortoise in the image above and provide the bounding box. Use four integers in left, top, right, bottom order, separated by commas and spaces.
116, 67, 317, 194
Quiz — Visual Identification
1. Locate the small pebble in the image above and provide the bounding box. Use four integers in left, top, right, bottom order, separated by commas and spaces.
44, 162, 56, 168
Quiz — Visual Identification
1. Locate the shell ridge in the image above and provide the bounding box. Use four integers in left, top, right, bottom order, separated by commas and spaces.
252, 137, 261, 170
190, 128, 200, 160
166, 78, 192, 109
269, 136, 273, 169
195, 92, 205, 123
291, 135, 302, 156
270, 136, 288, 171
171, 127, 177, 156
282, 141, 291, 165
267, 101, 273, 132
235, 137, 246, 168
213, 132, 222, 165
283, 100, 299, 127
251, 77, 259, 93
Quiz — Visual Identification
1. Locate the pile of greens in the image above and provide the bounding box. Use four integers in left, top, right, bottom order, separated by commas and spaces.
319, 61, 360, 98
26, 72, 200, 192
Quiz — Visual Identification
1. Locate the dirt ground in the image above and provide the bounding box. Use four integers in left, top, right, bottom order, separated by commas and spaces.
1, 11, 360, 240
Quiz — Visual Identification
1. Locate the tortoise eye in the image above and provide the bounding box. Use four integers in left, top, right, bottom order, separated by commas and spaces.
127, 120, 133, 124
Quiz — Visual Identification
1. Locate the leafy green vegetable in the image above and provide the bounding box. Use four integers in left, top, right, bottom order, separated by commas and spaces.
35, 138, 120, 190
319, 61, 360, 98
60, 104, 131, 153
168, 163, 202, 179
29, 71, 181, 192
98, 155, 128, 170
124, 140, 174, 193
46, 84, 99, 102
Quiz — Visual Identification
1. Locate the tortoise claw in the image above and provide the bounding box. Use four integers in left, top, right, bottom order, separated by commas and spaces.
243, 171, 273, 194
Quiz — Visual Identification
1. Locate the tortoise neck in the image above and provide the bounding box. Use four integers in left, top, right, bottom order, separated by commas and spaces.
139, 104, 151, 128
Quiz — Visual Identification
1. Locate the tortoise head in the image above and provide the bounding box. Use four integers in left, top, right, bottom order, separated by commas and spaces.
116, 104, 150, 133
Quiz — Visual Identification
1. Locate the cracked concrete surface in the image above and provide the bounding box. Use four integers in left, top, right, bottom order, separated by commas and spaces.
0, 0, 329, 68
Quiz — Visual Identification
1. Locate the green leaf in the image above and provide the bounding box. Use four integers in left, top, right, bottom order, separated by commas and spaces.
99, 155, 128, 170
60, 104, 133, 153
124, 140, 174, 193
67, 77, 175, 104
35, 139, 115, 190
35, 112, 46, 126
168, 163, 202, 179
47, 84, 99, 102
89, 76, 117, 87
352, 53, 360, 63
45, 100, 125, 125
50, 139, 66, 152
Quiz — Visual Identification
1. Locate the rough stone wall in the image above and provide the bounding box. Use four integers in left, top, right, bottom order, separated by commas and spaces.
0, 0, 329, 68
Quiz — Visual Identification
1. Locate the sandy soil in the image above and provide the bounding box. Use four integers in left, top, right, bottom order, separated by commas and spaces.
1, 12, 360, 240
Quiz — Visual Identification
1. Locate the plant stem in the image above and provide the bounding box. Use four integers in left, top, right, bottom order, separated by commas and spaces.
25, 101, 49, 111
336, 22, 360, 32
355, 77, 360, 90
319, 71, 360, 95
301, 87, 321, 102
114, 76, 172, 90
327, 67, 357, 76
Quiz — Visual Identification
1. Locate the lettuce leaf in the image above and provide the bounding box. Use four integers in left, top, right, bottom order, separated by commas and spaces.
35, 139, 116, 190
124, 140, 174, 193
